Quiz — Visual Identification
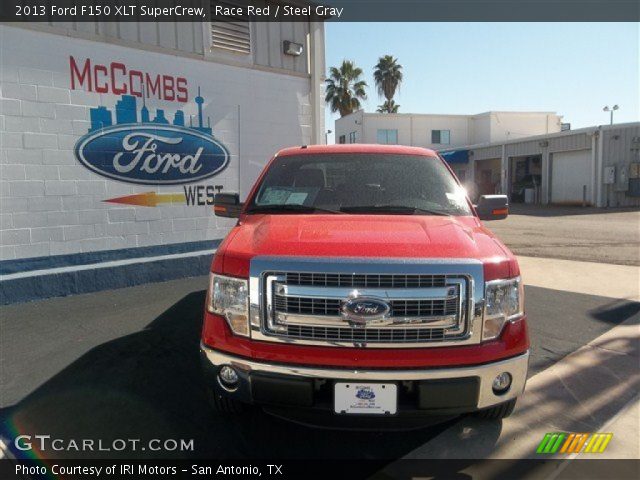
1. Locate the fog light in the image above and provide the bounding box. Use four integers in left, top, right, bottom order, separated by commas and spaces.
492, 372, 512, 394
218, 365, 239, 391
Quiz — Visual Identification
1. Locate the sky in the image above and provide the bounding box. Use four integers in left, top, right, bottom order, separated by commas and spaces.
324, 23, 639, 143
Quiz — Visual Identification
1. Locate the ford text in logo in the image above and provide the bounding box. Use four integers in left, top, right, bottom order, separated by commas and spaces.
75, 126, 229, 185
74, 91, 229, 185
341, 297, 391, 325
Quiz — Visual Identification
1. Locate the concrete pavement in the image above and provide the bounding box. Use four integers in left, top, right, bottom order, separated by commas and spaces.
2, 260, 637, 462
397, 314, 638, 460
1, 206, 638, 467
393, 256, 640, 463
517, 256, 640, 302
487, 205, 640, 266
592, 394, 639, 459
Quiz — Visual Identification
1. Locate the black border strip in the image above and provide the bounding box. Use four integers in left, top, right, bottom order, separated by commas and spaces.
0, 459, 638, 480
1, 0, 638, 22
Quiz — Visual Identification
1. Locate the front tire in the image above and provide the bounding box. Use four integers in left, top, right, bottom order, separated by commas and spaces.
206, 387, 245, 414
476, 399, 517, 419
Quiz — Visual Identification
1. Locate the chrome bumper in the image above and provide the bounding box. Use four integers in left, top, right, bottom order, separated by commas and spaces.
200, 345, 529, 410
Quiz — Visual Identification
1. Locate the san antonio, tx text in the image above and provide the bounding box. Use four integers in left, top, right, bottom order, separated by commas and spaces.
17, 464, 283, 477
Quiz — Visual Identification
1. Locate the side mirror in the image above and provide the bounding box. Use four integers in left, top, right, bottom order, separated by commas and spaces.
475, 195, 509, 221
213, 193, 243, 218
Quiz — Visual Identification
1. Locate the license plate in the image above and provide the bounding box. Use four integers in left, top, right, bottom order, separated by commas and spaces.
334, 382, 397, 415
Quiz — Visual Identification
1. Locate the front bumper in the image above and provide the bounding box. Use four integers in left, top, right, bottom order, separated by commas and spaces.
200, 344, 529, 416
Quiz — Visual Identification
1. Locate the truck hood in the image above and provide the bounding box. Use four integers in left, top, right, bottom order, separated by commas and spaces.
218, 214, 518, 280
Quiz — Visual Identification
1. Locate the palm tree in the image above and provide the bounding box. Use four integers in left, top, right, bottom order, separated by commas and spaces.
325, 60, 368, 117
373, 55, 403, 111
376, 99, 400, 113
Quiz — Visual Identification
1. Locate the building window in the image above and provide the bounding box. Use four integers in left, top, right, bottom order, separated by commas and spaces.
349, 131, 357, 143
377, 129, 398, 144
211, 1, 251, 54
338, 135, 346, 144
431, 129, 450, 145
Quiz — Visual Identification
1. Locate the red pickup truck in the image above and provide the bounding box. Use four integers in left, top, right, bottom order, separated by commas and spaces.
200, 144, 528, 427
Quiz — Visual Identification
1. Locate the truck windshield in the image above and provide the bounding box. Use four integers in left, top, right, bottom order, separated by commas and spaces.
246, 154, 472, 216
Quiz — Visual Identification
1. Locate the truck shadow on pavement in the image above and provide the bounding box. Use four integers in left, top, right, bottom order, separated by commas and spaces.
589, 299, 640, 324
1, 291, 483, 462
524, 286, 640, 377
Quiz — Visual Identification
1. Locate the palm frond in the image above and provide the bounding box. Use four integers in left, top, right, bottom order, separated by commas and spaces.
373, 55, 403, 101
324, 60, 368, 117
376, 99, 400, 113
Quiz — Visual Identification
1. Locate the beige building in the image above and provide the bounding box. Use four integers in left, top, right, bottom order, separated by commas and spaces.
334, 110, 564, 182
335, 110, 563, 147
449, 122, 640, 208
335, 110, 640, 208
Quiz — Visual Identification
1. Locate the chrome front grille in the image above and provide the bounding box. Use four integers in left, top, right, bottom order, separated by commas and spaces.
274, 295, 340, 316
393, 298, 458, 317
248, 257, 485, 348
274, 294, 459, 318
285, 272, 447, 288
265, 272, 467, 345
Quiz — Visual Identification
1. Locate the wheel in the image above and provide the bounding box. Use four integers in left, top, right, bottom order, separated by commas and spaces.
206, 387, 245, 414
476, 399, 517, 419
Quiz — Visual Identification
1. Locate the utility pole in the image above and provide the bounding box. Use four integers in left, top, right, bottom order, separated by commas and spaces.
325, 129, 332, 145
603, 105, 619, 125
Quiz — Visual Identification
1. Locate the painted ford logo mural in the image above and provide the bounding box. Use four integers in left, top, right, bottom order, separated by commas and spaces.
74, 89, 230, 185
341, 297, 391, 324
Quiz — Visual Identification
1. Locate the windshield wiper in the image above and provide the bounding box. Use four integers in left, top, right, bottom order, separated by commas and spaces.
340, 205, 452, 216
245, 204, 345, 214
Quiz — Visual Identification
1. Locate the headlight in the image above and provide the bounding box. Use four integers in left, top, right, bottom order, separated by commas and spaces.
483, 276, 524, 341
207, 274, 250, 337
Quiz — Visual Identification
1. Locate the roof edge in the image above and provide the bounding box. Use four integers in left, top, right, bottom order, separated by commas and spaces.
438, 121, 640, 152
276, 143, 438, 157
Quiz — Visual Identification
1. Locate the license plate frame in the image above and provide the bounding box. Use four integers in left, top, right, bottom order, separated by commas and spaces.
334, 382, 398, 415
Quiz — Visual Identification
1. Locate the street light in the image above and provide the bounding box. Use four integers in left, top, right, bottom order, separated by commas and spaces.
603, 105, 619, 125
325, 129, 332, 145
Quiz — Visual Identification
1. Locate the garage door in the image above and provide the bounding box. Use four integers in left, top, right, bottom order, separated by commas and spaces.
551, 150, 592, 204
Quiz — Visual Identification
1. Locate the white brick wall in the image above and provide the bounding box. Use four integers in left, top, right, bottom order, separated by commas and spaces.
1, 25, 316, 262
24, 133, 58, 149
1, 98, 21, 115
2, 83, 38, 101
37, 86, 70, 104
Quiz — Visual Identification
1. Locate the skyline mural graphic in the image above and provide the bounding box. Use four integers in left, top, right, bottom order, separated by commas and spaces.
88, 87, 213, 135
75, 84, 230, 189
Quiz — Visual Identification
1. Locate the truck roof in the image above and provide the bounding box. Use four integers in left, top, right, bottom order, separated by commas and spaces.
276, 144, 439, 157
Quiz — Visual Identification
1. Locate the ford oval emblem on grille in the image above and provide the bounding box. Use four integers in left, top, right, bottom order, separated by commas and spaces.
341, 297, 391, 325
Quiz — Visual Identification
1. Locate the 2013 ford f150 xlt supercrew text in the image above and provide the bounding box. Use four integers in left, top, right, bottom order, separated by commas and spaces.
200, 144, 528, 428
